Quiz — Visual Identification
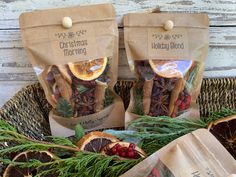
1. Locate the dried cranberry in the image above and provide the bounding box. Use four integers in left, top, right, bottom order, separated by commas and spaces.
120, 152, 127, 157
117, 145, 122, 152
128, 151, 135, 158
129, 143, 136, 149
123, 147, 128, 152
111, 147, 117, 154
180, 103, 186, 110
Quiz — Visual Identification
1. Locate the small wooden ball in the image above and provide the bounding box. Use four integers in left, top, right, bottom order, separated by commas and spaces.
62, 17, 73, 29
164, 20, 174, 31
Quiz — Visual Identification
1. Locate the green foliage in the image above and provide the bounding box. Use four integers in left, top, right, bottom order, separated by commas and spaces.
0, 151, 141, 177
126, 116, 206, 155
75, 123, 85, 141
132, 83, 144, 115
203, 107, 236, 123
77, 85, 89, 94
45, 136, 77, 148
123, 108, 236, 155
104, 89, 114, 107
56, 98, 73, 117
0, 120, 141, 177
0, 120, 17, 132
0, 108, 235, 176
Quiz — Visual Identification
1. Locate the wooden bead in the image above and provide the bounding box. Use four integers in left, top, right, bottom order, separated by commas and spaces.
62, 16, 72, 29
164, 20, 174, 31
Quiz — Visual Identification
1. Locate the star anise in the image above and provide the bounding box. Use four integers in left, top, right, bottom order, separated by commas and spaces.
154, 77, 176, 93
149, 94, 169, 116
72, 84, 95, 116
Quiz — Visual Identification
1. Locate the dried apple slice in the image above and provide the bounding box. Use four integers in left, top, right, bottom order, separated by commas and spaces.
149, 60, 192, 78
208, 115, 236, 159
68, 57, 108, 81
3, 151, 56, 177
77, 131, 119, 153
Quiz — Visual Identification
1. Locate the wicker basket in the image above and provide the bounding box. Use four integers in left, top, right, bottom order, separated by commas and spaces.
0, 78, 236, 140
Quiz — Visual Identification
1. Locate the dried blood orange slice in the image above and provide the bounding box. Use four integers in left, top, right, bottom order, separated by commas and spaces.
77, 131, 119, 152
68, 57, 108, 81
149, 60, 192, 78
3, 151, 56, 177
208, 115, 236, 159
102, 142, 146, 159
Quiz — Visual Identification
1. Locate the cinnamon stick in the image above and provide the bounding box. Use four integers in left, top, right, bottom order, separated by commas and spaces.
143, 78, 154, 115
94, 81, 108, 112
54, 74, 72, 103
168, 78, 185, 116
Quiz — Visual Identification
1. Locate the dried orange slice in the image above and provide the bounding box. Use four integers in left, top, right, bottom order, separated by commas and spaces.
149, 60, 192, 78
3, 151, 56, 177
68, 57, 108, 81
208, 115, 236, 159
77, 131, 119, 152
102, 142, 146, 159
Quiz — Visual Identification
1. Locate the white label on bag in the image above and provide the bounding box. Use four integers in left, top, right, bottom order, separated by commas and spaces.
148, 28, 189, 60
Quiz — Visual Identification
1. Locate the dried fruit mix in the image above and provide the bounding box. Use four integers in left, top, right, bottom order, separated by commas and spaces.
19, 4, 125, 135
45, 59, 113, 118
124, 13, 209, 123
132, 60, 199, 117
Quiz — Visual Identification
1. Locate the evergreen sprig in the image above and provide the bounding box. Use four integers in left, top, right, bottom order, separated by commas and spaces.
0, 108, 235, 176
121, 108, 236, 155
0, 151, 141, 177
45, 136, 77, 148
0, 120, 141, 177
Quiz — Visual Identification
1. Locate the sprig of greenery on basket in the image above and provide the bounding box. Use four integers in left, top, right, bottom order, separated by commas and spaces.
0, 120, 141, 177
0, 108, 235, 176
1, 152, 141, 177
116, 108, 236, 155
